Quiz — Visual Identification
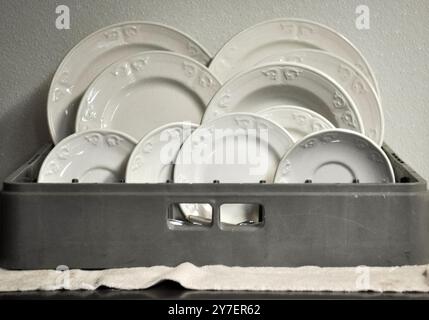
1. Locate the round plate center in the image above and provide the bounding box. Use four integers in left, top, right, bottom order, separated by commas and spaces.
105, 79, 204, 140
79, 167, 118, 183
313, 161, 355, 183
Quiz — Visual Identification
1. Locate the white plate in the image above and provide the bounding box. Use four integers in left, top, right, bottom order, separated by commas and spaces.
126, 122, 198, 183
38, 130, 137, 183
209, 18, 379, 93
75, 51, 220, 141
174, 112, 294, 225
48, 21, 212, 144
257, 49, 384, 145
257, 105, 335, 142
203, 62, 365, 135
274, 129, 395, 184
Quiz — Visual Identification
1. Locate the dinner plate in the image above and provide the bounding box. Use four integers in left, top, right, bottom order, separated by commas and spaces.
126, 122, 198, 183
38, 130, 137, 183
202, 62, 364, 135
209, 18, 379, 93
274, 129, 395, 184
75, 51, 220, 141
257, 105, 334, 142
257, 49, 384, 145
48, 21, 212, 144
174, 112, 294, 225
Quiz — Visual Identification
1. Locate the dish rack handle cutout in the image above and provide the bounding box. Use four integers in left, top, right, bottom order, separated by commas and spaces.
167, 202, 265, 230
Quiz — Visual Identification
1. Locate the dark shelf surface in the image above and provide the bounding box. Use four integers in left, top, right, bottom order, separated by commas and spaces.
1, 281, 428, 300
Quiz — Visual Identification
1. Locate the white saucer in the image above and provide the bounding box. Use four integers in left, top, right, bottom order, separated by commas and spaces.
209, 18, 379, 93
257, 49, 384, 145
48, 21, 212, 144
38, 130, 137, 183
174, 112, 294, 225
126, 122, 198, 183
75, 51, 220, 141
257, 105, 335, 142
203, 62, 364, 135
274, 129, 395, 184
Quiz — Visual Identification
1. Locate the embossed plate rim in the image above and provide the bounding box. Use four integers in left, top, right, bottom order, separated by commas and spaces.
257, 105, 335, 142
274, 128, 395, 184
38, 129, 137, 183
209, 17, 379, 93
48, 20, 212, 144
74, 50, 221, 140
256, 49, 384, 145
203, 61, 365, 135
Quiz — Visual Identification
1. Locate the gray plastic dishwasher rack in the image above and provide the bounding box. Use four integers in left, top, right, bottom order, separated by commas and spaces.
0, 144, 428, 270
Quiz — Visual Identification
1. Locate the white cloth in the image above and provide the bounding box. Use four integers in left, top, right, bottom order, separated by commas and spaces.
0, 263, 428, 292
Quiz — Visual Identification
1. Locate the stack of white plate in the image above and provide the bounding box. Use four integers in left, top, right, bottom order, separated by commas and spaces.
39, 19, 395, 224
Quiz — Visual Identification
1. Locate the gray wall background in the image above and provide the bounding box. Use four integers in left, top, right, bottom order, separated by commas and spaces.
0, 0, 428, 184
